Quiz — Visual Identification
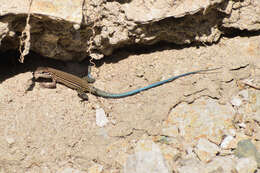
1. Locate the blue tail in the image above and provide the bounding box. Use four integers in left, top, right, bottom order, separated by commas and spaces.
92, 68, 220, 98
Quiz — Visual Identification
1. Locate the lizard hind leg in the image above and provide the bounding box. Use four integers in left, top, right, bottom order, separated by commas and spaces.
82, 65, 95, 83
76, 89, 89, 100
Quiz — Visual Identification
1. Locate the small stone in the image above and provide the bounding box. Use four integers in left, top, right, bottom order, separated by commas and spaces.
6, 136, 15, 145
8, 31, 15, 37
235, 157, 257, 173
230, 96, 242, 107
96, 108, 109, 127
237, 122, 246, 128
220, 135, 235, 149
235, 139, 260, 167
195, 138, 220, 162
235, 139, 257, 158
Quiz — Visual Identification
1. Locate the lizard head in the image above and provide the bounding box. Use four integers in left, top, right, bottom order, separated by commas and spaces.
34, 67, 51, 79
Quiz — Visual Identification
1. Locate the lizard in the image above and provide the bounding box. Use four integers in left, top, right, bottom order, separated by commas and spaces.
34, 66, 220, 100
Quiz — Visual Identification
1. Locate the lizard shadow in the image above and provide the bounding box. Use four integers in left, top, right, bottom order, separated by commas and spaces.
0, 41, 199, 82
0, 51, 67, 83
0, 50, 98, 81
0, 41, 210, 88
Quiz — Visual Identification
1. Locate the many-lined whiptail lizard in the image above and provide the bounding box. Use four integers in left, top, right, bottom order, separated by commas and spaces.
34, 66, 220, 100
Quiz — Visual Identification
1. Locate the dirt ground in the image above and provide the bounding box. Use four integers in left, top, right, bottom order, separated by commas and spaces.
0, 35, 259, 172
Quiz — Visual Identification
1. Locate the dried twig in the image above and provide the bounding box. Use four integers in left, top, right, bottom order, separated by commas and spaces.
19, 0, 33, 63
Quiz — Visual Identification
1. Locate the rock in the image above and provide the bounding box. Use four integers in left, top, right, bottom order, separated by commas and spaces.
122, 0, 218, 23
220, 135, 235, 149
234, 139, 260, 167
230, 89, 251, 107
162, 98, 235, 145
96, 108, 109, 127
220, 132, 248, 151
223, 0, 260, 30
124, 140, 169, 173
0, 0, 259, 60
230, 96, 242, 107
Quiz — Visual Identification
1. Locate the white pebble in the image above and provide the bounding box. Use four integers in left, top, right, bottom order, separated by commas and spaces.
6, 136, 15, 144
220, 135, 234, 149
230, 96, 242, 107
96, 108, 109, 127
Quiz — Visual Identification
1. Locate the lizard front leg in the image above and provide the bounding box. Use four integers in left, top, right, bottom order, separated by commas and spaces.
76, 89, 89, 100
34, 70, 57, 88
39, 79, 57, 88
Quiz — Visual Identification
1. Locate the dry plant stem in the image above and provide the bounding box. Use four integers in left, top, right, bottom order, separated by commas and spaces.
19, 0, 33, 63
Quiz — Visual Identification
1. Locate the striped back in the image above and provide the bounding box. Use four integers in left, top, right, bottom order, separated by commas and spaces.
47, 67, 91, 92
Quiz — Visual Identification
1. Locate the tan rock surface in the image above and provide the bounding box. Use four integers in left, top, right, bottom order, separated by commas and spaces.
0, 0, 259, 60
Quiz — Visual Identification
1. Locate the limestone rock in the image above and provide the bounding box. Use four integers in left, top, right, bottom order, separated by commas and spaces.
0, 0, 259, 60
162, 98, 235, 145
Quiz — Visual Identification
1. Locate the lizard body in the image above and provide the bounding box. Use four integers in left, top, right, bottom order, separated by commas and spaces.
34, 66, 220, 99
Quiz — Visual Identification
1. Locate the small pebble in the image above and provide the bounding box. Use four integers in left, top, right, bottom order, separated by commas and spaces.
230, 96, 242, 107
96, 108, 109, 127
220, 135, 234, 149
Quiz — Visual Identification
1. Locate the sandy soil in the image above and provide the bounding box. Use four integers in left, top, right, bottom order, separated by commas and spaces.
0, 35, 259, 172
